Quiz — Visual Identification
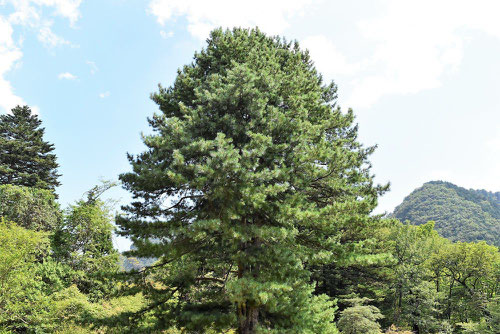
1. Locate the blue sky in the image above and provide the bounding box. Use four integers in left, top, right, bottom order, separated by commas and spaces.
1, 1, 499, 251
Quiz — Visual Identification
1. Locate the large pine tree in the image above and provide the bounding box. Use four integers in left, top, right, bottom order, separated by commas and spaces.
118, 28, 385, 333
0, 105, 60, 190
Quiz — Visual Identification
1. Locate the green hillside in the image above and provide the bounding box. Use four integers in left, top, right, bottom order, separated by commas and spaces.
393, 181, 500, 245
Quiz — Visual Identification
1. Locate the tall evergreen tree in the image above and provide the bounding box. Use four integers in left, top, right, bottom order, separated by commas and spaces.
0, 105, 60, 190
117, 28, 386, 333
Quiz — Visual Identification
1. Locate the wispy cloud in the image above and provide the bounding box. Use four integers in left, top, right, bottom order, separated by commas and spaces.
0, 0, 83, 113
0, 16, 25, 113
7, 0, 81, 48
148, 0, 319, 40
160, 30, 173, 39
99, 91, 110, 98
86, 60, 98, 74
302, 35, 363, 77
37, 25, 71, 47
303, 0, 500, 109
58, 72, 77, 80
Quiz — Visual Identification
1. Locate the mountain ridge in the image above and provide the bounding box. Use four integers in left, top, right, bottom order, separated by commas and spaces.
392, 180, 500, 246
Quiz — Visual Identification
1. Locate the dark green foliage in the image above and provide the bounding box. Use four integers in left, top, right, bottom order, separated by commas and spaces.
469, 189, 500, 211
0, 105, 60, 191
0, 184, 61, 231
118, 27, 385, 333
393, 181, 500, 245
312, 217, 394, 316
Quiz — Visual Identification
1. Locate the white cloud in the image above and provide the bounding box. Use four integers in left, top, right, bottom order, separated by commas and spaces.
58, 72, 77, 80
0, 0, 82, 113
148, 0, 319, 40
7, 0, 81, 48
36, 0, 82, 25
302, 35, 363, 77
486, 130, 500, 153
38, 24, 71, 47
302, 0, 500, 109
8, 0, 82, 25
146, 0, 500, 109
86, 60, 98, 74
160, 30, 173, 39
345, 0, 470, 108
99, 91, 110, 98
0, 16, 26, 113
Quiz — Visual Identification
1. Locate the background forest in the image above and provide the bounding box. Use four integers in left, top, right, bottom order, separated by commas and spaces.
1, 28, 499, 334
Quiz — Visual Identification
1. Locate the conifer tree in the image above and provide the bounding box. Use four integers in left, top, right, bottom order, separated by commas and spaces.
0, 105, 60, 190
118, 28, 385, 333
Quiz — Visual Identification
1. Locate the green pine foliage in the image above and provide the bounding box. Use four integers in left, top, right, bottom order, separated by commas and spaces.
312, 217, 394, 317
117, 27, 385, 333
393, 181, 500, 245
0, 105, 60, 191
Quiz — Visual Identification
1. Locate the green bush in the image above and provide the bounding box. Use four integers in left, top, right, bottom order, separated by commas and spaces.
0, 184, 61, 231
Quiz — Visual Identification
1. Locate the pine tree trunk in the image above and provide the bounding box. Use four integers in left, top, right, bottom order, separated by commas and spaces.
236, 227, 260, 334
237, 304, 259, 334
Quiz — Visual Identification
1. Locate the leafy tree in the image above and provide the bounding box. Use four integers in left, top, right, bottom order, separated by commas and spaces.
0, 184, 61, 231
386, 222, 442, 331
475, 297, 500, 333
0, 105, 60, 190
373, 219, 500, 332
429, 240, 500, 323
337, 297, 383, 334
384, 325, 413, 334
459, 297, 500, 334
53, 182, 120, 301
118, 27, 385, 333
0, 219, 53, 332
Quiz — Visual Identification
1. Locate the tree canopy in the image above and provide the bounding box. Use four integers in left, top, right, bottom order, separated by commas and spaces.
0, 184, 61, 231
0, 105, 60, 191
117, 27, 386, 333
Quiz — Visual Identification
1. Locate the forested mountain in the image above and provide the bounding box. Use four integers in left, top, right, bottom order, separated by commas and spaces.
393, 181, 500, 245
